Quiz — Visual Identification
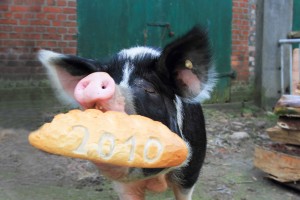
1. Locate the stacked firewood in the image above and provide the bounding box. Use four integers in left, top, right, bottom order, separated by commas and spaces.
254, 95, 300, 183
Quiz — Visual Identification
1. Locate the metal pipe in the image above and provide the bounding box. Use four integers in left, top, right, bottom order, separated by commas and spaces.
299, 44, 300, 83
280, 45, 284, 94
279, 39, 300, 44
296, 43, 300, 90
278, 39, 300, 95
289, 45, 293, 93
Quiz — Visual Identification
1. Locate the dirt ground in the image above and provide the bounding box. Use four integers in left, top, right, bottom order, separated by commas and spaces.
0, 103, 299, 200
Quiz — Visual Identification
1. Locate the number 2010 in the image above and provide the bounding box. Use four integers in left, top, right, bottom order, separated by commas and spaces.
70, 125, 163, 163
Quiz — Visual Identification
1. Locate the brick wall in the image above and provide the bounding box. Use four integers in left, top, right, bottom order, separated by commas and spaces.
231, 0, 256, 82
231, 0, 250, 82
248, 0, 257, 82
0, 0, 255, 82
0, 0, 77, 80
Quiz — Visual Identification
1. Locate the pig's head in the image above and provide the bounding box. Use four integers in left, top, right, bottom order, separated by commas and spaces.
38, 26, 216, 134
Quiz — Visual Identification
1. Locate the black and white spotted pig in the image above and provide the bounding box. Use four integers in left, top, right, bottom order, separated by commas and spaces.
38, 26, 216, 200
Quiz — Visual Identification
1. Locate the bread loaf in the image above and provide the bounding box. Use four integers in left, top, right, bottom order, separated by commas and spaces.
28, 109, 189, 168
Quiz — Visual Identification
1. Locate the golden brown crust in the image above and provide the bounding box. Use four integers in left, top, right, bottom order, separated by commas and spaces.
28, 109, 188, 168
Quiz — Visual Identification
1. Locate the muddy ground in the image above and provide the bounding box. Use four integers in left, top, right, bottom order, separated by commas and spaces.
0, 103, 299, 200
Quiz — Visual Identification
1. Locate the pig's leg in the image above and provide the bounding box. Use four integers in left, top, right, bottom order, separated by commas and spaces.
171, 184, 195, 200
113, 181, 146, 200
113, 175, 168, 200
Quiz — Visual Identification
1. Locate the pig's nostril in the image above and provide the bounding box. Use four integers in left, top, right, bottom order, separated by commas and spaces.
101, 85, 106, 89
82, 81, 90, 89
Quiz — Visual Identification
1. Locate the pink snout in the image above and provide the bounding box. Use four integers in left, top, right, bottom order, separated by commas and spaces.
74, 72, 115, 109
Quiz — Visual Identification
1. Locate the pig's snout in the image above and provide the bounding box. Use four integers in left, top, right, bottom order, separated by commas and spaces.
74, 72, 115, 109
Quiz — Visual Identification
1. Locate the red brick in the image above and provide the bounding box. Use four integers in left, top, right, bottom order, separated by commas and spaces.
52, 21, 61, 26
68, 41, 77, 47
2, 40, 26, 47
46, 0, 55, 6
57, 0, 67, 6
24, 26, 35, 33
240, 3, 247, 8
0, 25, 12, 32
3, 12, 13, 18
242, 20, 249, 26
13, 12, 23, 18
43, 34, 61, 40
36, 13, 46, 19
232, 7, 243, 13
46, 13, 56, 20
47, 27, 57, 33
47, 41, 57, 47
0, 33, 9, 39
57, 14, 66, 21
19, 20, 30, 26
11, 5, 30, 12
233, 2, 239, 7
63, 7, 76, 14
242, 30, 249, 35
36, 27, 46, 32
43, 6, 62, 13
68, 14, 76, 21
31, 20, 50, 26
9, 33, 23, 39
36, 40, 48, 47
24, 13, 35, 18
63, 34, 75, 40
57, 27, 67, 33
0, 5, 8, 11
57, 41, 68, 47
63, 21, 76, 27
231, 61, 240, 67
67, 27, 77, 34
68, 1, 76, 7
30, 5, 42, 12
14, 0, 25, 5
27, 34, 42, 40
233, 19, 242, 25
232, 40, 242, 45
62, 48, 76, 54
0, 19, 18, 25
14, 26, 24, 33
232, 13, 239, 19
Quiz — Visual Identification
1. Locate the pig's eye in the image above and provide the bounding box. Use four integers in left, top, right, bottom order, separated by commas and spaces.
144, 87, 156, 94
135, 80, 157, 94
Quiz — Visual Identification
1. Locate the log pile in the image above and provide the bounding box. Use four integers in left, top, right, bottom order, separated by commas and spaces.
254, 95, 300, 183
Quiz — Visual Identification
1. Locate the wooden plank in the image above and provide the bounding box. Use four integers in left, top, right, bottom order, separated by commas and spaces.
296, 83, 300, 95
283, 181, 300, 191
292, 48, 299, 95
288, 31, 300, 39
254, 145, 300, 182
277, 117, 300, 130
267, 126, 300, 145
274, 95, 300, 117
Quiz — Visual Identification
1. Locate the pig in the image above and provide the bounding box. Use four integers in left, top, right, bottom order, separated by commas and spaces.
38, 26, 216, 200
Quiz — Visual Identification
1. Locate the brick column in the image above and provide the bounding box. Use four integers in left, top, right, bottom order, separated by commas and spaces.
231, 0, 250, 81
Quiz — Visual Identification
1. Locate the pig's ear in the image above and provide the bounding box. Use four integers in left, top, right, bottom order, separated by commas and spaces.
157, 26, 217, 103
38, 50, 100, 107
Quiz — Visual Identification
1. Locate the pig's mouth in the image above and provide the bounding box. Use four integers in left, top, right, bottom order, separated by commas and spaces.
94, 104, 104, 111
78, 86, 127, 114
81, 96, 126, 114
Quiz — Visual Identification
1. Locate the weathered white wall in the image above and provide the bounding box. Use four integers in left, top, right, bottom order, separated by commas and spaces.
255, 0, 293, 109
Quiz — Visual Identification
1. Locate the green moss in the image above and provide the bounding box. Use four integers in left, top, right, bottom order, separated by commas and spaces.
230, 82, 254, 102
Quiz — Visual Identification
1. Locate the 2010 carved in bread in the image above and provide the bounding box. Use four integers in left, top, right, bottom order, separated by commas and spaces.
28, 109, 189, 168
